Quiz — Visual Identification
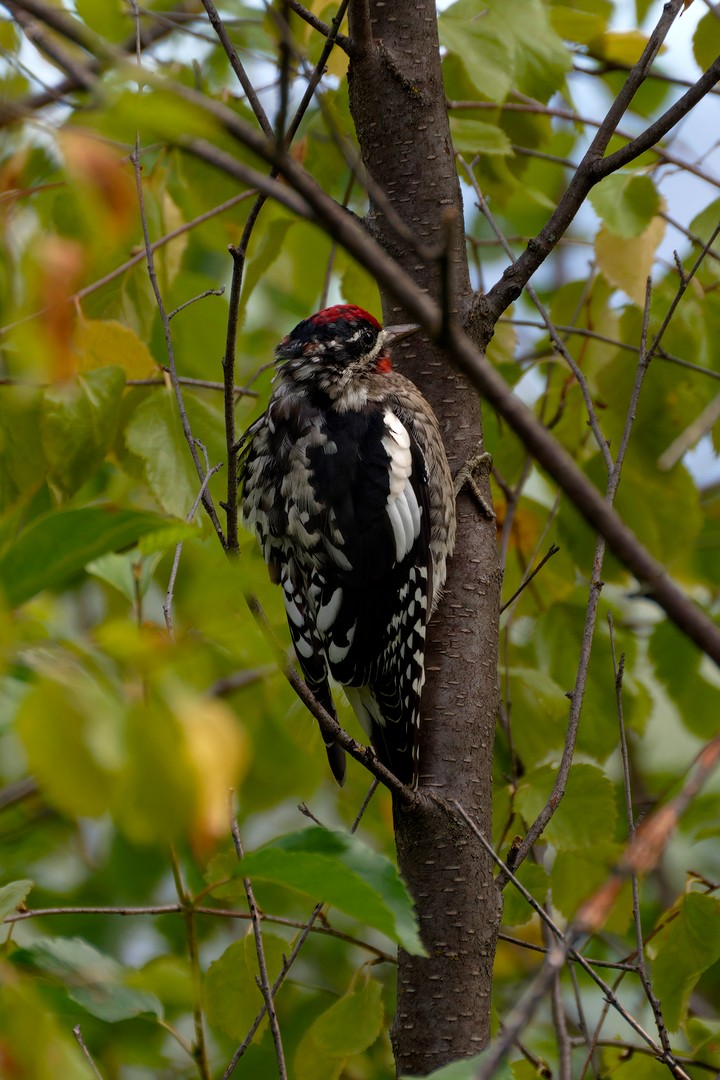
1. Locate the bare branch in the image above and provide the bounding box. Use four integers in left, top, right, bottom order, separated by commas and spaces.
72, 1025, 104, 1079
167, 286, 225, 320
609, 615, 674, 1063
285, 0, 351, 53
130, 141, 226, 546
499, 280, 655, 882
481, 1, 719, 319
200, 0, 273, 137
499, 543, 561, 615
450, 800, 689, 1079
229, 806, 287, 1080
169, 849, 211, 1080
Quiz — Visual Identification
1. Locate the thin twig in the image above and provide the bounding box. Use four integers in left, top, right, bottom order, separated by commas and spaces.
482, 0, 713, 318
461, 157, 613, 473
646, 221, 720, 364
2, 902, 394, 961
0, 190, 256, 339
229, 802, 287, 1080
130, 140, 226, 546
450, 800, 691, 1080
222, 247, 245, 554
169, 848, 211, 1080
497, 933, 636, 972
221, 901, 325, 1079
500, 317, 719, 384
126, 373, 258, 397
351, 778, 380, 834
499, 543, 560, 615
164, 462, 223, 636
608, 614, 674, 1065
273, 1, 291, 155
575, 1038, 720, 1074
200, 0, 273, 136
285, 0, 351, 52
498, 280, 655, 883
244, 592, 415, 801
167, 286, 225, 320
72, 1025, 104, 1079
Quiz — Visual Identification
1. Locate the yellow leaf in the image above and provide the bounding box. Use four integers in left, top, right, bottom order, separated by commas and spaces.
177, 697, 250, 851
75, 317, 157, 378
588, 30, 663, 66
595, 213, 666, 306
158, 191, 187, 288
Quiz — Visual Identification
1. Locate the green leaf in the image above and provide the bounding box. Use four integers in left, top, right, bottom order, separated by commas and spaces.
439, 13, 514, 102
238, 209, 296, 328
17, 676, 121, 818
209, 827, 423, 954
295, 979, 384, 1080
40, 367, 126, 497
0, 386, 46, 507
450, 118, 513, 157
403, 1056, 512, 1080
515, 764, 617, 851
650, 893, 720, 1031
13, 937, 162, 1022
589, 173, 660, 238
204, 933, 288, 1041
0, 982, 98, 1079
75, 0, 128, 42
122, 391, 219, 520
0, 879, 33, 919
486, 0, 572, 102
549, 6, 607, 45
336, 249, 382, 319
442, 0, 571, 103
0, 505, 176, 607
649, 621, 720, 740
692, 12, 720, 74
126, 956, 194, 1012
86, 550, 165, 603
507, 667, 568, 762
502, 863, 549, 928
552, 846, 631, 933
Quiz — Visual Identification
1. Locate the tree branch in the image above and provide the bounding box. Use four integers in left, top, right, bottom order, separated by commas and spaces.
171, 130, 720, 666
481, 1, 720, 320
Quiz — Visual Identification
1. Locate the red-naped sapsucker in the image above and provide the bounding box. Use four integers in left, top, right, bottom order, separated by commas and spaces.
238, 305, 456, 788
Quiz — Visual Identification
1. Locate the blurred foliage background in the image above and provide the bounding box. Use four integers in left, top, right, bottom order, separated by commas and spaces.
0, 0, 719, 1077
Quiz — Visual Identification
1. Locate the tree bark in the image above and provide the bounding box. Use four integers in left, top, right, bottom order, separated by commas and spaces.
348, 2, 502, 1074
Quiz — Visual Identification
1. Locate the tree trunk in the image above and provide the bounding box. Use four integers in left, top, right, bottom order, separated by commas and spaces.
348, 2, 502, 1074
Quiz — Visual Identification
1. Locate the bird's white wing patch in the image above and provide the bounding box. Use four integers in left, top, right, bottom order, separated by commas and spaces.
381, 410, 421, 562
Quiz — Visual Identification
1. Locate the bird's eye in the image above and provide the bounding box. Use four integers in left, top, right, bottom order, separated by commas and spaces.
361, 327, 376, 347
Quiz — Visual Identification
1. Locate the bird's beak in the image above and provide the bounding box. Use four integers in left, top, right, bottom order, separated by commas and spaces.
382, 323, 422, 347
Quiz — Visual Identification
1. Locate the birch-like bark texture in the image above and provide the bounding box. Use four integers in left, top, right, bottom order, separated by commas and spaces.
348, 2, 502, 1073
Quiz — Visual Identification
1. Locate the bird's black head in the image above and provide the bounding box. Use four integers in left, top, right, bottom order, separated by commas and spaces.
275, 305, 387, 380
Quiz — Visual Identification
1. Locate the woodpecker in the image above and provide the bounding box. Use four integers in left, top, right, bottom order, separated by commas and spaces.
238, 305, 456, 788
